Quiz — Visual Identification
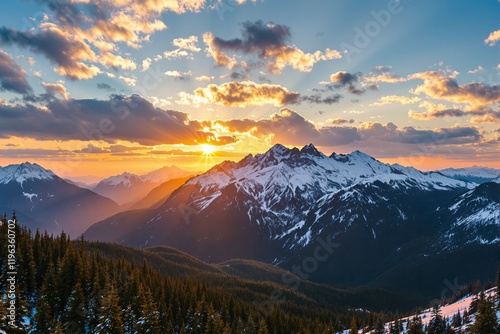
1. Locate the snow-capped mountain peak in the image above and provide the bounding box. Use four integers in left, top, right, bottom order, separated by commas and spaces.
179, 145, 473, 249
92, 165, 193, 205
300, 143, 325, 157
437, 166, 500, 184
99, 172, 137, 187
0, 162, 57, 186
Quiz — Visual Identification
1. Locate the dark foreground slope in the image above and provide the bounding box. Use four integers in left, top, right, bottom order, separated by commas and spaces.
0, 221, 430, 334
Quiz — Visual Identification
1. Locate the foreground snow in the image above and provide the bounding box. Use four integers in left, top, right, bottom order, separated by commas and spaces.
339, 288, 499, 333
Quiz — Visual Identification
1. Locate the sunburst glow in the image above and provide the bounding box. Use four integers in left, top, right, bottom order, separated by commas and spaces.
201, 144, 216, 155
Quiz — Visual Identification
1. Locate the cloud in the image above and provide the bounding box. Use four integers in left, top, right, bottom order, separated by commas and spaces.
408, 101, 497, 121
42, 82, 69, 100
408, 108, 466, 120
365, 66, 406, 83
76, 143, 109, 154
0, 148, 74, 158
100, 52, 137, 70
0, 23, 100, 80
0, 94, 235, 146
409, 71, 500, 108
119, 76, 137, 86
468, 66, 484, 74
97, 83, 116, 92
165, 70, 192, 81
142, 57, 152, 71
75, 143, 149, 155
179, 81, 300, 107
485, 29, 500, 46
329, 71, 366, 95
299, 93, 343, 105
370, 95, 421, 106
328, 118, 355, 125
357, 122, 481, 145
330, 71, 358, 86
470, 112, 500, 124
216, 108, 482, 147
164, 35, 202, 60
0, 1, 241, 81
217, 108, 360, 146
0, 49, 32, 94
195, 75, 214, 81
172, 35, 201, 52
203, 20, 341, 74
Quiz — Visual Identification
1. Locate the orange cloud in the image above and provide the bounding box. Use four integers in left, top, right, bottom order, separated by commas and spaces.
408, 101, 496, 121
0, 23, 100, 80
410, 71, 500, 108
470, 113, 500, 124
42, 82, 69, 100
100, 52, 137, 70
485, 29, 500, 46
179, 81, 300, 107
172, 35, 201, 52
203, 32, 238, 69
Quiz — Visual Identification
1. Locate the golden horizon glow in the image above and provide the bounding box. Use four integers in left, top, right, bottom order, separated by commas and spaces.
200, 144, 216, 156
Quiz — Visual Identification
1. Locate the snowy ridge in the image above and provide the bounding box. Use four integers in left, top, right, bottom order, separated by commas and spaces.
438, 166, 500, 184
0, 162, 57, 186
188, 144, 471, 195
338, 288, 499, 333
100, 172, 137, 187
179, 144, 473, 245
97, 165, 191, 187
439, 182, 500, 248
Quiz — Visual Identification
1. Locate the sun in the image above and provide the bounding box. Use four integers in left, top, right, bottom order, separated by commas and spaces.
201, 144, 216, 155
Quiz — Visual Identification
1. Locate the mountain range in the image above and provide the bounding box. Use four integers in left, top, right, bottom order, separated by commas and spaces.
0, 162, 194, 237
81, 144, 500, 298
91, 165, 193, 205
2, 144, 499, 299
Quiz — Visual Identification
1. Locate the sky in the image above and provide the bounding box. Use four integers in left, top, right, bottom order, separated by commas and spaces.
0, 0, 499, 182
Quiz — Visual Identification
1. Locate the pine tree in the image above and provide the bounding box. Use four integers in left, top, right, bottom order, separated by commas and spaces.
257, 319, 270, 334
33, 295, 56, 333
427, 304, 446, 334
469, 293, 480, 314
452, 311, 462, 328
468, 295, 499, 334
61, 282, 86, 334
407, 316, 424, 334
350, 316, 359, 334
7, 287, 30, 334
0, 294, 8, 330
496, 264, 500, 302
94, 285, 124, 334
389, 321, 398, 334
444, 323, 455, 334
52, 321, 66, 334
373, 316, 386, 334
135, 289, 161, 334
203, 304, 227, 334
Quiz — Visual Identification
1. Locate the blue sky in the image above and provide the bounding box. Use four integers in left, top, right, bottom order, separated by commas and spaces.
0, 0, 499, 179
